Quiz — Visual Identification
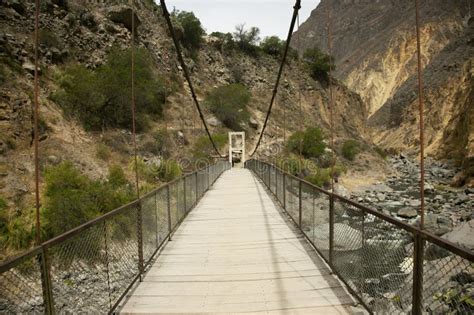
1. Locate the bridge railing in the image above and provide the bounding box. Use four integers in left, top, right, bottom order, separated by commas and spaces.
0, 160, 230, 314
246, 159, 474, 314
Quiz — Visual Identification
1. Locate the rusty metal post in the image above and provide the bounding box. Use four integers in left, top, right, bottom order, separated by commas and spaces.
412, 233, 424, 315
329, 194, 335, 266
137, 201, 144, 279
154, 192, 159, 245
283, 173, 287, 210
39, 247, 54, 315
276, 168, 279, 201
298, 180, 302, 228
183, 176, 187, 213
207, 167, 210, 191
167, 186, 172, 241
195, 172, 198, 204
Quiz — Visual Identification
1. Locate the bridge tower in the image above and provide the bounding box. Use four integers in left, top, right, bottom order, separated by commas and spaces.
228, 132, 245, 168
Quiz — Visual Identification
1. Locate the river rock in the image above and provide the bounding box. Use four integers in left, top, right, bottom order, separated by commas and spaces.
313, 223, 362, 251
397, 207, 418, 218
442, 219, 474, 251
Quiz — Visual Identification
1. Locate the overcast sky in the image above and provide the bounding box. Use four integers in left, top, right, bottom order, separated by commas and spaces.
164, 0, 321, 40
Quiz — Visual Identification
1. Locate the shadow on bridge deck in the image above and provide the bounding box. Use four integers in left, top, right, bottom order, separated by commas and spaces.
120, 168, 356, 314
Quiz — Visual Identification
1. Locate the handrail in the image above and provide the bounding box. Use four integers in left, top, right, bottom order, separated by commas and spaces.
250, 159, 474, 260
0, 160, 231, 314
246, 159, 474, 314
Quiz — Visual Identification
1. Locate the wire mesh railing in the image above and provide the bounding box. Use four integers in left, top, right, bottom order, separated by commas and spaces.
245, 159, 474, 314
0, 160, 230, 314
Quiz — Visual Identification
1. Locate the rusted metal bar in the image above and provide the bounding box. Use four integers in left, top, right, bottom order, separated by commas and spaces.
38, 247, 54, 315
283, 173, 287, 210
137, 201, 144, 280
412, 233, 424, 314
183, 176, 187, 212
167, 186, 172, 242
298, 180, 302, 228
414, 0, 426, 229
329, 194, 335, 265
103, 221, 112, 310
326, 5, 336, 192
195, 172, 198, 205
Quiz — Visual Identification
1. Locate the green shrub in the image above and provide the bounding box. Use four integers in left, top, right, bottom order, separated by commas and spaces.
342, 139, 360, 161
276, 156, 302, 176
287, 127, 326, 159
303, 47, 335, 82
154, 159, 182, 182
305, 168, 331, 188
260, 36, 284, 57
205, 84, 251, 130
42, 161, 134, 238
210, 31, 235, 51
192, 133, 228, 160
374, 146, 388, 159
96, 143, 111, 161
53, 47, 166, 131
107, 165, 128, 188
6, 216, 35, 250
172, 10, 205, 51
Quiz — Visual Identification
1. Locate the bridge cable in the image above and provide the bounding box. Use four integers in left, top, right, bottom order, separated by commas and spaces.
297, 13, 304, 162
249, 0, 302, 157
160, 0, 226, 158
326, 6, 335, 193
131, 6, 140, 200
415, 0, 425, 229
33, 0, 41, 245
130, 4, 145, 279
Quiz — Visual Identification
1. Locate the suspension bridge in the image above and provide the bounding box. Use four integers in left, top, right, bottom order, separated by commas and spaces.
0, 0, 473, 314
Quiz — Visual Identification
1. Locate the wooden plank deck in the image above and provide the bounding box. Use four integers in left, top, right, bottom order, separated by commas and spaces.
121, 168, 356, 314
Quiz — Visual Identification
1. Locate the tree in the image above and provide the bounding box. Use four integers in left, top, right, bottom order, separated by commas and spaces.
53, 47, 166, 131
173, 10, 205, 51
303, 47, 335, 82
205, 84, 251, 130
260, 36, 284, 57
233, 24, 260, 55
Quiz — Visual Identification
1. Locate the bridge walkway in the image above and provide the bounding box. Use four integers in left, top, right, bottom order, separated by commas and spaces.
121, 168, 356, 314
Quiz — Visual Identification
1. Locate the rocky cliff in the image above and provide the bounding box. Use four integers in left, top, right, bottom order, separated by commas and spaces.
294, 0, 473, 172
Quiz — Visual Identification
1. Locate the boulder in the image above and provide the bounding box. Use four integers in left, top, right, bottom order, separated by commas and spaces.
206, 116, 221, 127
313, 223, 362, 251
442, 219, 474, 251
415, 213, 451, 236
397, 207, 418, 219
248, 117, 259, 129
108, 7, 141, 32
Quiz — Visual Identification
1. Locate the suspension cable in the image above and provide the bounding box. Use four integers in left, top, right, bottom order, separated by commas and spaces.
34, 0, 41, 245
297, 13, 304, 161
131, 7, 140, 199
160, 0, 226, 158
415, 0, 425, 229
327, 6, 335, 192
250, 0, 301, 157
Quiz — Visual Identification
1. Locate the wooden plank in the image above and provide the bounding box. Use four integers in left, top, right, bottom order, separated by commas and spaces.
120, 169, 355, 314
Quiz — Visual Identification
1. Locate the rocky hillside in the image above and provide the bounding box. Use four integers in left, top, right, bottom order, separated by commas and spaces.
0, 0, 375, 257
294, 0, 473, 176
